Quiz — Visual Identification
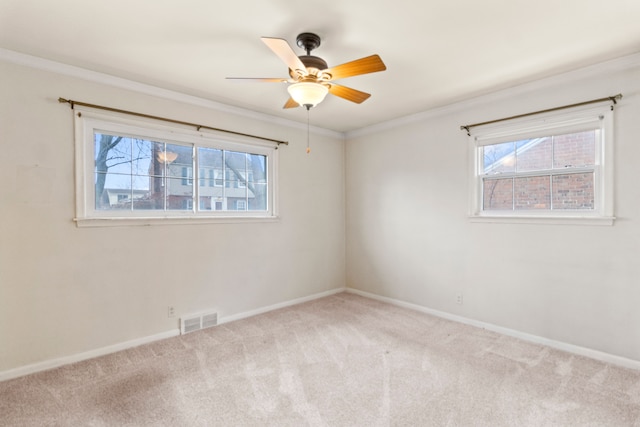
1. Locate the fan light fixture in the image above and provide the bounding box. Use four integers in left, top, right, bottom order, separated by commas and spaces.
226, 33, 387, 110
157, 150, 178, 164
287, 82, 329, 109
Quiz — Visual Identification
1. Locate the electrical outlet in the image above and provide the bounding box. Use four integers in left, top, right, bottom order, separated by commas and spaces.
456, 293, 463, 305
168, 306, 175, 318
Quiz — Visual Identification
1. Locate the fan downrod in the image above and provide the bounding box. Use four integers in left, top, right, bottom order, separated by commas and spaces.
296, 32, 321, 55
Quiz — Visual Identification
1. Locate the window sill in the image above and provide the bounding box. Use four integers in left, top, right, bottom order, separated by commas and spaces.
74, 215, 280, 228
468, 214, 615, 226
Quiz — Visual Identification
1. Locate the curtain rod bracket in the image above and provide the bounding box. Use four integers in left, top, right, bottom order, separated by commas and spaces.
609, 94, 621, 110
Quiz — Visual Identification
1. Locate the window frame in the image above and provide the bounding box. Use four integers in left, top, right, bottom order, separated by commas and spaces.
74, 107, 279, 227
467, 105, 614, 225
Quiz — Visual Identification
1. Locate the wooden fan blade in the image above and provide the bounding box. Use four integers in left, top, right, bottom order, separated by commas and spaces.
327, 83, 371, 104
323, 54, 386, 80
226, 77, 289, 83
261, 37, 307, 75
283, 97, 300, 109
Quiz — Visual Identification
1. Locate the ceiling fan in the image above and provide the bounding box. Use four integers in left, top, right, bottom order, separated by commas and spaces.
227, 32, 386, 110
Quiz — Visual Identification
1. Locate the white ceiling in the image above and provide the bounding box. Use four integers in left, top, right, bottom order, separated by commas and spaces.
2, 0, 640, 132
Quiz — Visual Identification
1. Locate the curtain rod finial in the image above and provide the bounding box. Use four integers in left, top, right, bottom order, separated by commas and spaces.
58, 97, 75, 109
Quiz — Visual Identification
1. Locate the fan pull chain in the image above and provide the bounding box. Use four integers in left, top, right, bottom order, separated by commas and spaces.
306, 106, 311, 154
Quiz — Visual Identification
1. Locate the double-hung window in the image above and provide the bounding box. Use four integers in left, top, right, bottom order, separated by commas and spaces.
74, 107, 279, 226
468, 105, 614, 225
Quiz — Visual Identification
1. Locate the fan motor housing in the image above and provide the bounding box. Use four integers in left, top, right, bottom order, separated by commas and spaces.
289, 55, 328, 78
300, 55, 328, 71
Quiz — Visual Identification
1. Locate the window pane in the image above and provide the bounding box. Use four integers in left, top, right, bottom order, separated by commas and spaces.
249, 153, 267, 183
225, 151, 247, 188
226, 151, 247, 165
198, 147, 222, 167
516, 137, 552, 172
165, 144, 193, 178
131, 139, 153, 177
130, 174, 150, 192
552, 173, 594, 210
553, 130, 596, 169
95, 172, 131, 210
131, 189, 160, 210
249, 183, 268, 211
148, 175, 165, 203
483, 178, 513, 210
154, 142, 176, 170
514, 176, 550, 210
483, 142, 515, 174
199, 196, 213, 211
95, 133, 132, 175
166, 177, 192, 210
198, 172, 223, 202
149, 142, 167, 178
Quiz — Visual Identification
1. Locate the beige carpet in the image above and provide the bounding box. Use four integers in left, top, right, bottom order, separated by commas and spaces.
2, 292, 640, 426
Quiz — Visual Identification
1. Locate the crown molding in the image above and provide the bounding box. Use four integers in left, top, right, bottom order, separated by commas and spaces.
345, 52, 640, 140
3, 47, 638, 142
0, 48, 343, 140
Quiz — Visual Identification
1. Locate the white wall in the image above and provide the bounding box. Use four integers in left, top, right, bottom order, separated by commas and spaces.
0, 59, 346, 374
345, 55, 640, 362
2, 51, 639, 377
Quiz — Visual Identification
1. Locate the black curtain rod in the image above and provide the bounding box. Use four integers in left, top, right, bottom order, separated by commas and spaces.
58, 97, 289, 146
460, 94, 623, 136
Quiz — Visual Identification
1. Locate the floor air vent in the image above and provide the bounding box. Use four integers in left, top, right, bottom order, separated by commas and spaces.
180, 310, 218, 334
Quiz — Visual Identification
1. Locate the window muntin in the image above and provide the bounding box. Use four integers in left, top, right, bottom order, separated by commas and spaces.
469, 106, 613, 224
76, 108, 278, 224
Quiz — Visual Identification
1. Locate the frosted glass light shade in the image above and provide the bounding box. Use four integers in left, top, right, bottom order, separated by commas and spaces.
287, 82, 329, 108
157, 150, 178, 164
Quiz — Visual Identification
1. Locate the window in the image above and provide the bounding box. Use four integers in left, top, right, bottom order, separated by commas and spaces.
75, 108, 278, 226
468, 105, 614, 225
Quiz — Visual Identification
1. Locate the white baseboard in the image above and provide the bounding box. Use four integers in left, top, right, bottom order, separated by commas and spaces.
346, 288, 640, 371
0, 287, 346, 382
11, 286, 633, 381
218, 287, 347, 324
0, 329, 180, 382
